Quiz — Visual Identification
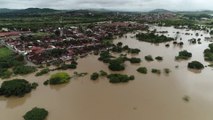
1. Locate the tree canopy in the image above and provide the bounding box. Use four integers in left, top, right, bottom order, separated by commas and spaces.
23, 107, 48, 120
0, 79, 38, 97
46, 72, 71, 85
188, 61, 204, 70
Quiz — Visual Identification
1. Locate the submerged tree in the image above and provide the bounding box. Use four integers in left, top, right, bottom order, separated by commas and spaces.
23, 107, 48, 120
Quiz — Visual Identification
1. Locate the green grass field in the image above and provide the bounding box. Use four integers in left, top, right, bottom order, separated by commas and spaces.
0, 47, 13, 58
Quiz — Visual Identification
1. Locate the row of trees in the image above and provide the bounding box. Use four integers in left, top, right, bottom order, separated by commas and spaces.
57, 61, 78, 70
136, 33, 174, 43
158, 19, 202, 30
111, 42, 141, 54
98, 50, 142, 71
90, 70, 108, 80
107, 74, 135, 83
13, 65, 37, 75
90, 71, 134, 83
137, 67, 171, 74
108, 56, 142, 71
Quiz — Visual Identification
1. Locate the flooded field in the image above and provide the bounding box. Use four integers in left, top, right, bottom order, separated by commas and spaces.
0, 26, 213, 120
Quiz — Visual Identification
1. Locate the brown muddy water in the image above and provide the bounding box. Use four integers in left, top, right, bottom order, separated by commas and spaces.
0, 26, 213, 120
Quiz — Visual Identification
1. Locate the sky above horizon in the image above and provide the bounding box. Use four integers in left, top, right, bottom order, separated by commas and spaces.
0, 0, 213, 11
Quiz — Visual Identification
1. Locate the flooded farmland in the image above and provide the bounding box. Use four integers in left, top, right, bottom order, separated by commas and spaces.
0, 26, 213, 120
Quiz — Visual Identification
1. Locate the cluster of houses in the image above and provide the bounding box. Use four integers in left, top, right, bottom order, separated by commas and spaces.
0, 21, 146, 64
135, 13, 176, 22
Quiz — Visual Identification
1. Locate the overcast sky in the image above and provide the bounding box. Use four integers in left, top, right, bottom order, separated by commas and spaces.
0, 0, 213, 11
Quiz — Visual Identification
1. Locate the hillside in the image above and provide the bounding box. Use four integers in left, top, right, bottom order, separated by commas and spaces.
0, 8, 16, 13
149, 9, 173, 14
0, 8, 61, 17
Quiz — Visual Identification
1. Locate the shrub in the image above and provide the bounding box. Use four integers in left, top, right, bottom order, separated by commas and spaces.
31, 83, 39, 89
165, 44, 170, 47
151, 69, 161, 74
90, 72, 99, 80
98, 51, 113, 63
99, 70, 108, 76
145, 55, 154, 61
155, 56, 163, 61
108, 57, 125, 71
112, 45, 123, 53
59, 64, 77, 70
0, 69, 12, 79
128, 48, 141, 54
179, 42, 184, 46
43, 80, 49, 85
173, 41, 177, 44
23, 107, 48, 120
73, 72, 88, 77
176, 50, 192, 60
164, 68, 171, 74
129, 75, 135, 80
137, 67, 148, 74
183, 96, 190, 102
108, 64, 125, 71
129, 57, 141, 63
188, 61, 204, 70
117, 42, 123, 47
71, 60, 78, 65
210, 30, 213, 35
189, 38, 197, 44
122, 45, 129, 50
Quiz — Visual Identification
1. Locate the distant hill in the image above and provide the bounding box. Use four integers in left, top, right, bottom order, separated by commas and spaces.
0, 8, 16, 13
149, 9, 173, 14
0, 8, 120, 18
0, 8, 62, 17
13, 8, 59, 14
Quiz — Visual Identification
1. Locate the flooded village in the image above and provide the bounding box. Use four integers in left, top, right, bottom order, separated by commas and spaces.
0, 22, 146, 64
0, 5, 213, 120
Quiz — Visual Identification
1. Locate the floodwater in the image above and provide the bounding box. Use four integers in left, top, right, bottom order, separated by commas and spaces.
1, 26, 213, 120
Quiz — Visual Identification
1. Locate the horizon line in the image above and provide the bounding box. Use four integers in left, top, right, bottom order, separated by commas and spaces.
0, 7, 213, 12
